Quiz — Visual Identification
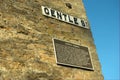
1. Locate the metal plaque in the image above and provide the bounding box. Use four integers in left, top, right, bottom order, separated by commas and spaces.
53, 39, 94, 70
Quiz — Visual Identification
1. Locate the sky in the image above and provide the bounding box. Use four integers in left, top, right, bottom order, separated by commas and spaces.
83, 0, 119, 80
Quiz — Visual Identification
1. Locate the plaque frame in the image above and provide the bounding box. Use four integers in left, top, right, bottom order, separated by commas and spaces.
52, 38, 94, 70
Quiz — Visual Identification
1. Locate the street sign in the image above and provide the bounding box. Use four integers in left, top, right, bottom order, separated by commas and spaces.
42, 6, 89, 29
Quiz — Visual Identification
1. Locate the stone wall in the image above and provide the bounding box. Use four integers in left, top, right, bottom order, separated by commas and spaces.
0, 0, 104, 80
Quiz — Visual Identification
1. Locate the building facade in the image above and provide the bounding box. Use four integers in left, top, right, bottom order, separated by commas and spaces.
0, 0, 103, 80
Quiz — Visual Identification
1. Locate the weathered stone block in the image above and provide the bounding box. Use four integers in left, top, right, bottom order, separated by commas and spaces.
0, 0, 103, 80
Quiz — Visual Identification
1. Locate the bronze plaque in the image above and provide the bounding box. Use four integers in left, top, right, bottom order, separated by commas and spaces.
53, 39, 94, 70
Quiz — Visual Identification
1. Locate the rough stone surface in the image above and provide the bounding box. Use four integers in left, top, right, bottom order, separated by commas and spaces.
0, 0, 104, 80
